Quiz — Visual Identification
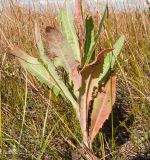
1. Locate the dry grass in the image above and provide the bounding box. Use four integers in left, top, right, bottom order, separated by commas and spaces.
0, 1, 150, 159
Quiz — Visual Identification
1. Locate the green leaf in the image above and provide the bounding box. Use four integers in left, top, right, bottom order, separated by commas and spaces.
39, 54, 80, 120
35, 24, 80, 119
99, 35, 125, 84
60, 7, 81, 62
84, 5, 108, 65
11, 46, 62, 97
84, 16, 95, 58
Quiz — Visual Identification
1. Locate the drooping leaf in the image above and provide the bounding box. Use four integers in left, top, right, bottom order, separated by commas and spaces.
60, 6, 81, 62
84, 16, 95, 59
99, 36, 125, 84
39, 53, 80, 121
45, 27, 82, 93
35, 26, 80, 121
11, 46, 62, 97
90, 76, 117, 144
34, 24, 80, 119
84, 5, 108, 65
75, 0, 85, 48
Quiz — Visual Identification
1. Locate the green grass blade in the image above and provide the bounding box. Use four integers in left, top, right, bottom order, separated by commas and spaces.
37, 118, 60, 160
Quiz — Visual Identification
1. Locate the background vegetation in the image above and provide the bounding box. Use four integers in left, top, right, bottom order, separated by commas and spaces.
0, 0, 150, 159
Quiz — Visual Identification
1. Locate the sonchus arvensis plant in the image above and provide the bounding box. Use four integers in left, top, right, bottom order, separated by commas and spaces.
9, 0, 124, 156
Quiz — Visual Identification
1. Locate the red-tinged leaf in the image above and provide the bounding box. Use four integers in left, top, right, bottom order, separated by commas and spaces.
78, 48, 112, 145
81, 48, 113, 106
90, 76, 117, 144
75, 0, 85, 48
45, 27, 82, 94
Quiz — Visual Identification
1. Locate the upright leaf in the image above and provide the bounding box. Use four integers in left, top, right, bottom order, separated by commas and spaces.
79, 48, 113, 144
90, 76, 117, 144
60, 6, 81, 62
45, 27, 82, 93
11, 46, 62, 97
99, 36, 125, 84
84, 16, 95, 58
84, 5, 108, 65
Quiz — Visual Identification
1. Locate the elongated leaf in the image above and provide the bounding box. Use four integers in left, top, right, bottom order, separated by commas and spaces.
39, 54, 80, 120
84, 5, 108, 65
79, 49, 113, 142
11, 46, 62, 96
90, 76, 117, 144
35, 26, 80, 120
81, 48, 113, 107
45, 27, 82, 93
99, 36, 125, 84
78, 73, 90, 144
60, 7, 81, 62
84, 16, 95, 58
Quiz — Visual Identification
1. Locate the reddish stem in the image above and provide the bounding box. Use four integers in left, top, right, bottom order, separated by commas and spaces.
75, 0, 85, 50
